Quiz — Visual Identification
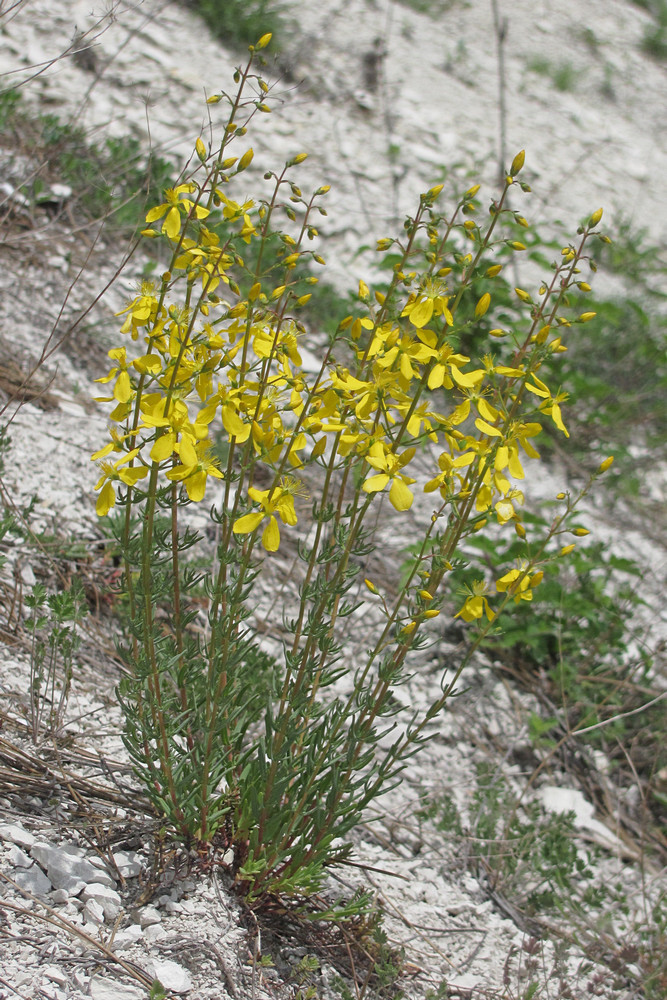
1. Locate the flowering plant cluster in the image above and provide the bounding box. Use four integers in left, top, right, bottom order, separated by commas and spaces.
92, 37, 611, 902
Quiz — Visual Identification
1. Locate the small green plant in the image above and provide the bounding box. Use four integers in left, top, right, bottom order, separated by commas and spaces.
527, 56, 578, 92
290, 955, 320, 1000
399, 0, 470, 13
0, 428, 87, 743
451, 513, 666, 771
0, 87, 21, 129
91, 37, 612, 907
38, 122, 174, 229
25, 579, 88, 743
638, 0, 667, 59
0, 93, 174, 234
183, 0, 288, 51
426, 763, 601, 918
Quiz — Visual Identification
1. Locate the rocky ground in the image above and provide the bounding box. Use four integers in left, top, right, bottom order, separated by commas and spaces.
0, 1, 665, 998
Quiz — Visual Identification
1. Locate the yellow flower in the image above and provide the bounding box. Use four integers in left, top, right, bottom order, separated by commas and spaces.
232, 482, 299, 552
401, 277, 453, 329
94, 348, 134, 404
496, 562, 534, 603
94, 448, 148, 516
116, 281, 160, 337
455, 580, 495, 622
525, 376, 569, 437
145, 183, 210, 240
362, 443, 416, 511
494, 488, 524, 524
165, 442, 224, 502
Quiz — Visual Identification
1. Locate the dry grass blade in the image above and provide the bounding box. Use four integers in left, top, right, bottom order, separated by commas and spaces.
0, 734, 151, 813
0, 870, 164, 994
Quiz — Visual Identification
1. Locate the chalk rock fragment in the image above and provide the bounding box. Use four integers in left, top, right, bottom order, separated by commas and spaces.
151, 958, 193, 994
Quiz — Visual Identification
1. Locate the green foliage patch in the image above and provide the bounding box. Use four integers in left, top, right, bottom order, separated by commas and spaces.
0, 87, 175, 234
181, 0, 288, 51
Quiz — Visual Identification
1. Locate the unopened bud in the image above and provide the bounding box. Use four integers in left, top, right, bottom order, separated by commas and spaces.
237, 148, 254, 171
475, 292, 491, 318
510, 149, 525, 176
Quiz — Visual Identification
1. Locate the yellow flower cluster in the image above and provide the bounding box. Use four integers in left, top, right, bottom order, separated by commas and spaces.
92, 131, 601, 621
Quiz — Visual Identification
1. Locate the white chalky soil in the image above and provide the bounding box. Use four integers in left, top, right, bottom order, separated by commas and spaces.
0, 1, 664, 997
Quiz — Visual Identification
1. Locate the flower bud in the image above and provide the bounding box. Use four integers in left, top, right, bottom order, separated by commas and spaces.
237, 148, 254, 171
510, 149, 525, 176
598, 456, 614, 473
475, 292, 491, 318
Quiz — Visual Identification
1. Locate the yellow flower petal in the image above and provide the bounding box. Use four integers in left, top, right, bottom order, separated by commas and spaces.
150, 432, 176, 463
163, 206, 181, 240
117, 466, 148, 486
96, 482, 115, 517
114, 370, 132, 403
408, 297, 434, 329
185, 469, 207, 502
262, 515, 280, 551
233, 512, 264, 535
362, 473, 390, 494
145, 204, 167, 223
179, 434, 198, 468
389, 477, 414, 511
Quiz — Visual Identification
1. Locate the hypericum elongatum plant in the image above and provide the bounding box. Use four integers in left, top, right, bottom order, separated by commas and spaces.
92, 34, 613, 904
